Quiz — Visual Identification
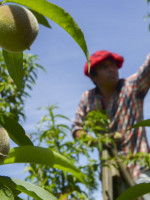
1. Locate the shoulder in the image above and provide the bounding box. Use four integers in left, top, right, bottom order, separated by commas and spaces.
80, 88, 96, 105
81, 88, 96, 98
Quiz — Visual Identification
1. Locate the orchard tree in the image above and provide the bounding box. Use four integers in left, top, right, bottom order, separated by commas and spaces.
0, 0, 90, 91
24, 105, 99, 200
0, 0, 90, 199
82, 110, 150, 200
0, 50, 44, 173
0, 51, 44, 122
0, 0, 150, 199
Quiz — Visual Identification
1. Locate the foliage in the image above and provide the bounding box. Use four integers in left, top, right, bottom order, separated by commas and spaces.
0, 50, 44, 122
83, 110, 116, 152
0, 0, 91, 199
0, 176, 57, 200
83, 110, 110, 133
0, 0, 90, 90
0, 61, 89, 199
1, 0, 149, 199
24, 105, 99, 200
116, 183, 150, 200
4, 145, 86, 184
83, 110, 150, 199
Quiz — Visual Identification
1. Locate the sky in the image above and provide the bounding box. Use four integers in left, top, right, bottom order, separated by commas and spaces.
1, 0, 150, 199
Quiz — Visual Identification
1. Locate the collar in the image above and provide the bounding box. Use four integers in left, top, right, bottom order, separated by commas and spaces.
95, 79, 125, 95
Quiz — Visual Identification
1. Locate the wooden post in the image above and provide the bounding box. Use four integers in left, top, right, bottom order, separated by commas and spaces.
101, 146, 144, 200
110, 148, 135, 187
110, 148, 144, 200
101, 149, 113, 200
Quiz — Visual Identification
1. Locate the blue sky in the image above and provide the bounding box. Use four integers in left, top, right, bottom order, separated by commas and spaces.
23, 0, 150, 130
1, 0, 150, 199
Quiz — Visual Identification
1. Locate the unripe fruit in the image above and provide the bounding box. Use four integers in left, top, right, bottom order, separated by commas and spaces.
0, 4, 39, 52
114, 131, 122, 140
0, 127, 10, 163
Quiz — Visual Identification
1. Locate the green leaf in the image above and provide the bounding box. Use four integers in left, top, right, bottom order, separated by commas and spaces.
129, 119, 150, 130
30, 9, 51, 28
2, 182, 21, 197
55, 114, 70, 121
6, 0, 89, 61
0, 176, 57, 200
116, 183, 150, 200
0, 114, 33, 146
3, 146, 87, 184
0, 82, 5, 92
3, 50, 23, 90
0, 182, 14, 200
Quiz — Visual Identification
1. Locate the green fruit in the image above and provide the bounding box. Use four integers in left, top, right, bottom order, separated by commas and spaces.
0, 4, 39, 52
0, 126, 10, 163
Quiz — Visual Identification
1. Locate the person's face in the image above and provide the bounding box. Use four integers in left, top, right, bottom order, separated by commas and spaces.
91, 58, 119, 88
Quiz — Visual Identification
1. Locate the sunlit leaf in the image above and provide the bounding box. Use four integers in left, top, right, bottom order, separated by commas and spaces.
6, 0, 89, 61
0, 114, 33, 146
3, 50, 23, 90
3, 146, 87, 184
129, 119, 150, 130
0, 176, 57, 200
0, 182, 14, 200
30, 9, 51, 28
0, 82, 5, 92
116, 183, 150, 200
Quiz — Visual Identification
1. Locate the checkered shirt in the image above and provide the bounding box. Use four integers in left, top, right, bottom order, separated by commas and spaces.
72, 54, 150, 178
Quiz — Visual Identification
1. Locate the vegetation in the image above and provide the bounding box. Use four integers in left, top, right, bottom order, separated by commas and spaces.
0, 0, 90, 199
0, 0, 150, 199
24, 105, 99, 200
83, 110, 150, 200
0, 51, 44, 122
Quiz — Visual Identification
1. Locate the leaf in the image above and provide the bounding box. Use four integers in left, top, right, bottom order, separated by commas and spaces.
2, 182, 21, 197
3, 146, 87, 184
30, 9, 51, 28
0, 114, 33, 146
6, 0, 90, 61
116, 183, 150, 200
3, 50, 23, 90
0, 176, 57, 200
128, 119, 150, 130
55, 114, 70, 121
0, 182, 14, 200
0, 82, 5, 92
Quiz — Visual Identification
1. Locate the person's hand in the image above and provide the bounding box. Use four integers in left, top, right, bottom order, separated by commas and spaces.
74, 130, 97, 147
74, 130, 88, 138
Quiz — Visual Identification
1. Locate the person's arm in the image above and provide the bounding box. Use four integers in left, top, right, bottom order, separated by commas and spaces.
72, 90, 97, 146
73, 129, 88, 138
127, 53, 150, 95
72, 91, 89, 138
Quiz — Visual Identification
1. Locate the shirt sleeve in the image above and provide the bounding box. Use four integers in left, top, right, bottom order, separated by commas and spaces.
71, 91, 88, 135
127, 53, 150, 96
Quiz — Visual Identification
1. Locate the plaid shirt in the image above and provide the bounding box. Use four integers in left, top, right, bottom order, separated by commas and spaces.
72, 54, 150, 178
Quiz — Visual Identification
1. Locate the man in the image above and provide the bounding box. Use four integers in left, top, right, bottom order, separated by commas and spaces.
72, 50, 150, 199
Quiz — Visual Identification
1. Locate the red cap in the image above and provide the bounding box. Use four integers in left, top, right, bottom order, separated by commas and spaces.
84, 50, 124, 77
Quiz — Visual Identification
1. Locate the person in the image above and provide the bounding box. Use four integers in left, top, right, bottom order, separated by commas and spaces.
72, 50, 150, 199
